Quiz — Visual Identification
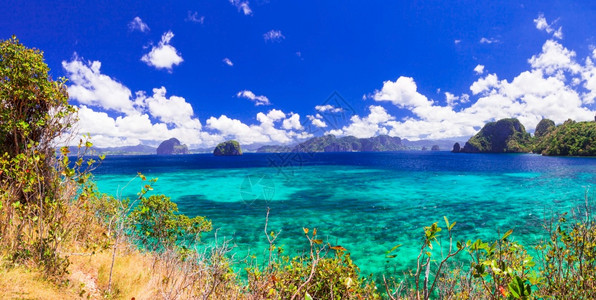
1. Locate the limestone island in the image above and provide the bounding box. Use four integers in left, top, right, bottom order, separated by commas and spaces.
453, 117, 596, 156
213, 140, 243, 156
156, 138, 189, 155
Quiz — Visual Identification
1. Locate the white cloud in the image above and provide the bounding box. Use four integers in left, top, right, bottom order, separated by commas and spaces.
534, 13, 563, 39
138, 87, 202, 129
353, 39, 594, 140
186, 11, 205, 24
128, 17, 149, 32
454, 39, 461, 44
371, 76, 433, 109
63, 56, 313, 148
470, 73, 500, 95
141, 31, 184, 71
223, 58, 234, 66
207, 109, 310, 145
315, 104, 343, 113
282, 113, 303, 130
480, 37, 499, 44
62, 56, 136, 114
445, 92, 459, 107
529, 39, 580, 75
263, 30, 285, 42
307, 114, 327, 128
474, 64, 485, 74
327, 105, 393, 138
229, 0, 252, 15
237, 90, 271, 106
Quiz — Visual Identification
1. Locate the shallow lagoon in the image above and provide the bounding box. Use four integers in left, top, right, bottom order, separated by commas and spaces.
93, 152, 596, 277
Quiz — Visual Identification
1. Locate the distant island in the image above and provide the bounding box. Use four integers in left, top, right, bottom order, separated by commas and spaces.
257, 134, 406, 153
453, 117, 596, 156
213, 140, 243, 156
156, 138, 189, 155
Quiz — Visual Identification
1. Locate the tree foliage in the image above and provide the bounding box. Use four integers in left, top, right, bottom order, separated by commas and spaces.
130, 194, 212, 252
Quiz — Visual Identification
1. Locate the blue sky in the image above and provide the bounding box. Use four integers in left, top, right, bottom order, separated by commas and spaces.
2, 0, 596, 147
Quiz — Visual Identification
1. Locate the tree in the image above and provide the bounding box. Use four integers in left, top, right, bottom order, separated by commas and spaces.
0, 36, 77, 275
0, 36, 74, 156
0, 36, 75, 203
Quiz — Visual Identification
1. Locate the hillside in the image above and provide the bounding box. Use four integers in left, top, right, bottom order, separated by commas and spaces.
458, 118, 532, 153
534, 119, 596, 156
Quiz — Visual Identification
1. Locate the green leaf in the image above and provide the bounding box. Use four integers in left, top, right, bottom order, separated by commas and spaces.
305, 292, 313, 300
502, 229, 513, 240
387, 244, 402, 254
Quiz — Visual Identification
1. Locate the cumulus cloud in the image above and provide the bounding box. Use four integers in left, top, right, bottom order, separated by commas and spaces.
307, 114, 327, 128
327, 105, 393, 138
474, 64, 485, 74
186, 11, 205, 24
207, 109, 310, 145
229, 0, 252, 15
63, 55, 312, 148
315, 104, 343, 113
128, 17, 149, 32
138, 87, 202, 129
282, 113, 303, 130
528, 39, 580, 75
141, 31, 184, 71
371, 76, 433, 109
223, 58, 234, 66
237, 90, 271, 106
62, 56, 136, 114
534, 13, 563, 39
335, 39, 594, 141
263, 30, 285, 42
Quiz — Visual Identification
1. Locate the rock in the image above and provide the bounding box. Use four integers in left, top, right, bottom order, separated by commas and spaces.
534, 120, 596, 156
534, 119, 555, 138
431, 145, 440, 151
452, 142, 461, 153
213, 140, 243, 156
156, 138, 189, 155
461, 118, 531, 153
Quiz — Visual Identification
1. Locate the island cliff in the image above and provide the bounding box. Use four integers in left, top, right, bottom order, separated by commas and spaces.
156, 138, 189, 155
459, 118, 531, 153
534, 119, 596, 156
213, 140, 243, 156
454, 117, 596, 156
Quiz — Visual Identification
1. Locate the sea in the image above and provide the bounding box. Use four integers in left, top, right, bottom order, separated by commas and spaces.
92, 151, 596, 279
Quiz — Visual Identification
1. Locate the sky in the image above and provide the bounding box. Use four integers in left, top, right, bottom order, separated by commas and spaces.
1, 0, 596, 148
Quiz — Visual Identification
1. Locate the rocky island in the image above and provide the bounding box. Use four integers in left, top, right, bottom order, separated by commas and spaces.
454, 117, 596, 156
457, 118, 531, 153
213, 140, 243, 156
156, 138, 189, 155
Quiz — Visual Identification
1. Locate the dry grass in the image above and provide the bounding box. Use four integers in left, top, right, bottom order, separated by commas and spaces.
68, 246, 157, 300
0, 263, 80, 300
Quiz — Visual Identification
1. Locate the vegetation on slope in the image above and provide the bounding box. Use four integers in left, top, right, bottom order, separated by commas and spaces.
457, 117, 596, 156
213, 140, 243, 156
460, 118, 532, 153
533, 119, 596, 156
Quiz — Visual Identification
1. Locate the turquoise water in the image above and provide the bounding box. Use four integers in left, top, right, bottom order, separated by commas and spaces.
92, 152, 596, 278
